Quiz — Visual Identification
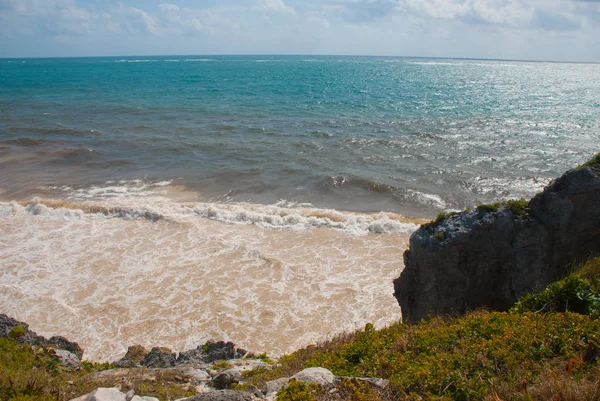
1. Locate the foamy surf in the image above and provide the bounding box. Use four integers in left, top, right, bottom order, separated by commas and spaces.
0, 184, 416, 362
28, 181, 422, 235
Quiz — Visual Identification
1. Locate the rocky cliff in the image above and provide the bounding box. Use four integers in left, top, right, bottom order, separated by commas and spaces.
394, 156, 600, 323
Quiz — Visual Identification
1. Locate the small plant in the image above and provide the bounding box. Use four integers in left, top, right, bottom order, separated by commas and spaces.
8, 325, 26, 339
434, 211, 456, 224
252, 352, 275, 364
505, 199, 529, 216
580, 152, 600, 168
477, 203, 499, 213
476, 199, 529, 216
276, 380, 321, 401
211, 360, 233, 371
434, 232, 445, 241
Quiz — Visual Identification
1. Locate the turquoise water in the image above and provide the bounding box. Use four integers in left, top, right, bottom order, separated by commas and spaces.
1, 55, 599, 217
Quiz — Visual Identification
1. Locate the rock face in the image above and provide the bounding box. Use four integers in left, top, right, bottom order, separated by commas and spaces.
394, 163, 600, 323
140, 347, 177, 368
113, 340, 248, 368
0, 314, 83, 360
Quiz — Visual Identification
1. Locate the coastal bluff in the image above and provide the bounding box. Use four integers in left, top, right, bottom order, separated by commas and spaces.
394, 156, 600, 323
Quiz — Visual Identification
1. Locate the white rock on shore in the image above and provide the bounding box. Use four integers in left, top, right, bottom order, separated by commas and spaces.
69, 388, 160, 401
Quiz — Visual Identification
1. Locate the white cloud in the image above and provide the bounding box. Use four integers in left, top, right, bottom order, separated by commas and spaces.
261, 0, 296, 15
0, 0, 598, 60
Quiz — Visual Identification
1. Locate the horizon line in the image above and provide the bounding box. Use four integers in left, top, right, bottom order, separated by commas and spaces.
1, 53, 599, 65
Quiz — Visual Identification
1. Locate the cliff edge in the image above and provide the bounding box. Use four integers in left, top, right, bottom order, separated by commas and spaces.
394, 155, 600, 323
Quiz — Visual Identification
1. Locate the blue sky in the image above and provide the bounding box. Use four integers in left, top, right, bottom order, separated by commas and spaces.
0, 0, 599, 61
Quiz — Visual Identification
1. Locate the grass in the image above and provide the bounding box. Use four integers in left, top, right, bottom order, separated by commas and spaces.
477, 199, 529, 217
0, 339, 195, 401
242, 256, 600, 401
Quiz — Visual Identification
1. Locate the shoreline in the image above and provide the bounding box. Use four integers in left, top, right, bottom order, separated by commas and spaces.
0, 195, 412, 362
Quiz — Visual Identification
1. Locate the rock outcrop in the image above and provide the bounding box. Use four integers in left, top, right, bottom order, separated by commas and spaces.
0, 314, 83, 360
112, 341, 248, 369
394, 160, 600, 323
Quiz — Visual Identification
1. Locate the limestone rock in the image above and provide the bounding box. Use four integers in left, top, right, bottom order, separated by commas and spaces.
394, 163, 600, 323
54, 349, 82, 369
292, 367, 335, 387
141, 347, 176, 368
183, 390, 254, 401
212, 368, 242, 389
113, 345, 150, 368
176, 341, 246, 366
264, 378, 290, 395
47, 336, 84, 360
69, 388, 159, 401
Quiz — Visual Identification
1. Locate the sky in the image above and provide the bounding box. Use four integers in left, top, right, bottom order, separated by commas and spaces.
0, 0, 599, 62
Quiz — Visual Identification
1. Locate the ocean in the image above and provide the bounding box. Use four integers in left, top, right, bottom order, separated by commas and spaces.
1, 55, 599, 361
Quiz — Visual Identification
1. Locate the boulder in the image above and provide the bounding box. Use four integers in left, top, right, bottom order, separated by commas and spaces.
176, 341, 247, 366
292, 367, 335, 387
113, 345, 149, 368
212, 368, 242, 389
69, 388, 159, 401
54, 349, 82, 369
264, 378, 290, 395
141, 347, 176, 369
394, 162, 600, 323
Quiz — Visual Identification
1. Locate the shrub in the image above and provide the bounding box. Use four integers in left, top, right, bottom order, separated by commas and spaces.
8, 325, 26, 339
276, 380, 321, 401
581, 152, 600, 168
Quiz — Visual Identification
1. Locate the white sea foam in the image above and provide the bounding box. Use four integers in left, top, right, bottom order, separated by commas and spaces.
0, 185, 411, 361
30, 181, 420, 235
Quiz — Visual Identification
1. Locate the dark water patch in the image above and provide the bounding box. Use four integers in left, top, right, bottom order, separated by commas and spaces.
4, 138, 45, 146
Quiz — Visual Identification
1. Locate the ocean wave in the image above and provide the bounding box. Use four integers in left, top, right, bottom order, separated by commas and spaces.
2, 187, 420, 236
115, 59, 158, 63
319, 175, 398, 194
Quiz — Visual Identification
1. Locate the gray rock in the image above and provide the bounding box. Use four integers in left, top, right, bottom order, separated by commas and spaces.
183, 390, 254, 401
176, 347, 206, 366
264, 377, 290, 395
125, 390, 135, 401
69, 388, 159, 401
292, 367, 335, 387
0, 314, 83, 360
212, 368, 242, 389
141, 347, 176, 369
54, 349, 82, 369
394, 163, 600, 323
47, 336, 84, 360
112, 357, 138, 368
176, 341, 247, 366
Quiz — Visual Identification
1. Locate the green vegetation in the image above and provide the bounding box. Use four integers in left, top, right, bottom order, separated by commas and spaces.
513, 256, 600, 317
277, 380, 321, 401
242, 256, 600, 401
0, 339, 195, 401
434, 211, 457, 224
8, 326, 25, 339
580, 152, 600, 168
477, 199, 529, 216
211, 360, 234, 371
